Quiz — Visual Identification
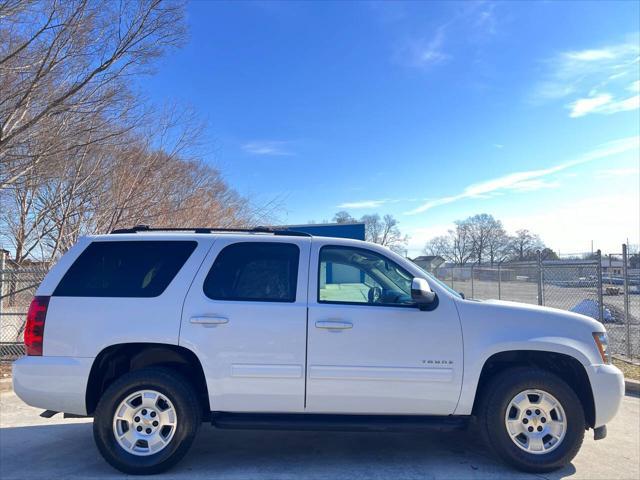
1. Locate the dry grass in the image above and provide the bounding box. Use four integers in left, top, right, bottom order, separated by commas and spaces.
0, 363, 12, 378
0, 363, 12, 393
613, 357, 640, 381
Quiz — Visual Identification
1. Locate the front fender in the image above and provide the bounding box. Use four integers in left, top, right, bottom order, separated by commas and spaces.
482, 337, 594, 368
453, 298, 605, 415
454, 338, 593, 415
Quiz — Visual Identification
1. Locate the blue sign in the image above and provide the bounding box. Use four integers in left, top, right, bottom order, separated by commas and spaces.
282, 223, 365, 240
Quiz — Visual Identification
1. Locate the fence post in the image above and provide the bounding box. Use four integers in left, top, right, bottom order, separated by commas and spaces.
0, 250, 5, 318
596, 249, 604, 323
537, 250, 543, 306
498, 262, 502, 300
622, 244, 631, 357
471, 264, 475, 299
451, 266, 455, 290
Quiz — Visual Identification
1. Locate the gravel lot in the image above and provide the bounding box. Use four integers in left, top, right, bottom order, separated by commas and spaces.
1, 386, 638, 480
447, 279, 640, 358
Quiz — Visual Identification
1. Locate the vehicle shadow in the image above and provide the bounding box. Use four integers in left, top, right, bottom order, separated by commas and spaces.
0, 422, 578, 479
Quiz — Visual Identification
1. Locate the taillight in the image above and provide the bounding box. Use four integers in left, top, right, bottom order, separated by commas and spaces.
24, 296, 50, 356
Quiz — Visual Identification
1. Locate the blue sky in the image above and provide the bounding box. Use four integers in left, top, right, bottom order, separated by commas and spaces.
142, 1, 640, 255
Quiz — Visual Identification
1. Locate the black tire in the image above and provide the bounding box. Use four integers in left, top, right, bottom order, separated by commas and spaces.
478, 367, 585, 473
93, 367, 201, 475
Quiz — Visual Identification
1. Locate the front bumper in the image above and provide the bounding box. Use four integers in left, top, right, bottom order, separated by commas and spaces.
587, 363, 624, 428
12, 356, 93, 416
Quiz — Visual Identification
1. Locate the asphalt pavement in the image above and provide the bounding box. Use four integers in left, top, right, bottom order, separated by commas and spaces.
1, 385, 638, 479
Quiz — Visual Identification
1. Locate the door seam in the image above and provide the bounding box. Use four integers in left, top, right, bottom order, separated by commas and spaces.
304, 238, 313, 410
304, 306, 309, 409
178, 239, 218, 345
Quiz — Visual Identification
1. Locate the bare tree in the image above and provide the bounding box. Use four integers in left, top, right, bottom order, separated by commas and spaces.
486, 225, 510, 265
0, 1, 283, 265
1, 165, 50, 262
423, 235, 451, 259
465, 214, 510, 265
421, 223, 473, 265
510, 229, 544, 261
422, 215, 550, 266
360, 213, 408, 253
0, 0, 187, 188
448, 220, 474, 265
333, 211, 356, 224
1, 141, 260, 263
461, 213, 504, 265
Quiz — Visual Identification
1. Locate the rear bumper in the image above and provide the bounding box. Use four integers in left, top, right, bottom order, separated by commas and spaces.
588, 363, 624, 428
12, 356, 93, 416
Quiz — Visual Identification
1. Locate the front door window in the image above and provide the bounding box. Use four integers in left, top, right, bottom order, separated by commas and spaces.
318, 246, 414, 306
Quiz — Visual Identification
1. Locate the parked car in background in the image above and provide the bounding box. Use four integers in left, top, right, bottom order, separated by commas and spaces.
13, 227, 624, 474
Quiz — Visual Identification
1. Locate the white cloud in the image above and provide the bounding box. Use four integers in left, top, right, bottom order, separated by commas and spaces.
242, 141, 293, 156
534, 36, 640, 118
610, 94, 640, 112
337, 199, 388, 209
403, 190, 639, 257
506, 179, 561, 192
568, 92, 639, 117
568, 93, 613, 117
474, 3, 498, 36
405, 136, 639, 215
565, 49, 616, 61
419, 32, 448, 65
595, 166, 640, 178
405, 224, 454, 255
502, 191, 639, 254
399, 27, 449, 68
337, 196, 422, 210
395, 2, 499, 69
404, 189, 639, 257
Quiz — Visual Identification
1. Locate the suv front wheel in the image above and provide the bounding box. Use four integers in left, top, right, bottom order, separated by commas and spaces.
93, 367, 201, 474
479, 367, 585, 473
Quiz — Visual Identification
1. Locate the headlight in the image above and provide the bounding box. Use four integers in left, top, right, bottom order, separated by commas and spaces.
592, 332, 610, 364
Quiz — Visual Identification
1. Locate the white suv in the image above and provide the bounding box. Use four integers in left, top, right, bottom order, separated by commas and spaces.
13, 227, 624, 475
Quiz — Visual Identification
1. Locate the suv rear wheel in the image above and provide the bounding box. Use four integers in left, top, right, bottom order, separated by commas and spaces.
479, 367, 585, 472
93, 367, 201, 474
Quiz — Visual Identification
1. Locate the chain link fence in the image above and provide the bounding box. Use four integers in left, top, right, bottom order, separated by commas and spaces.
0, 257, 48, 362
429, 248, 639, 359
1, 248, 638, 362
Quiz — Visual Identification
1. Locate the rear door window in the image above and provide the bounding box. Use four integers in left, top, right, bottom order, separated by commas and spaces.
53, 241, 197, 297
203, 242, 299, 302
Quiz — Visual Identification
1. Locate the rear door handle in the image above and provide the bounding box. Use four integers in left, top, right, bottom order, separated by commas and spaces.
190, 316, 229, 326
315, 320, 353, 330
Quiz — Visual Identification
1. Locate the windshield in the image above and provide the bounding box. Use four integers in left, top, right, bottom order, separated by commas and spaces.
415, 266, 463, 299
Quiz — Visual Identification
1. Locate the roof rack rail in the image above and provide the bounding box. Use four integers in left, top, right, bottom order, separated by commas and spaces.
110, 225, 312, 237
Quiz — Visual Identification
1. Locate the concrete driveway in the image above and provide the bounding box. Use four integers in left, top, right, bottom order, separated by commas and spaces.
1, 387, 638, 480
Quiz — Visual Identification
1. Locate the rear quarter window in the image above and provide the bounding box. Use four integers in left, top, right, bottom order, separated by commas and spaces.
53, 241, 197, 297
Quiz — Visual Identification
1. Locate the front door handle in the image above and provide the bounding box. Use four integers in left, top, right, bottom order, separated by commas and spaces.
190, 316, 229, 326
315, 320, 353, 330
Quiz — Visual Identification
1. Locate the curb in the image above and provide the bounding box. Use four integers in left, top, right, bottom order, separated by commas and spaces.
625, 379, 640, 395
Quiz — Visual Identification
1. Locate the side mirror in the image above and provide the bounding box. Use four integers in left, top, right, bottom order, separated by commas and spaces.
411, 277, 436, 309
